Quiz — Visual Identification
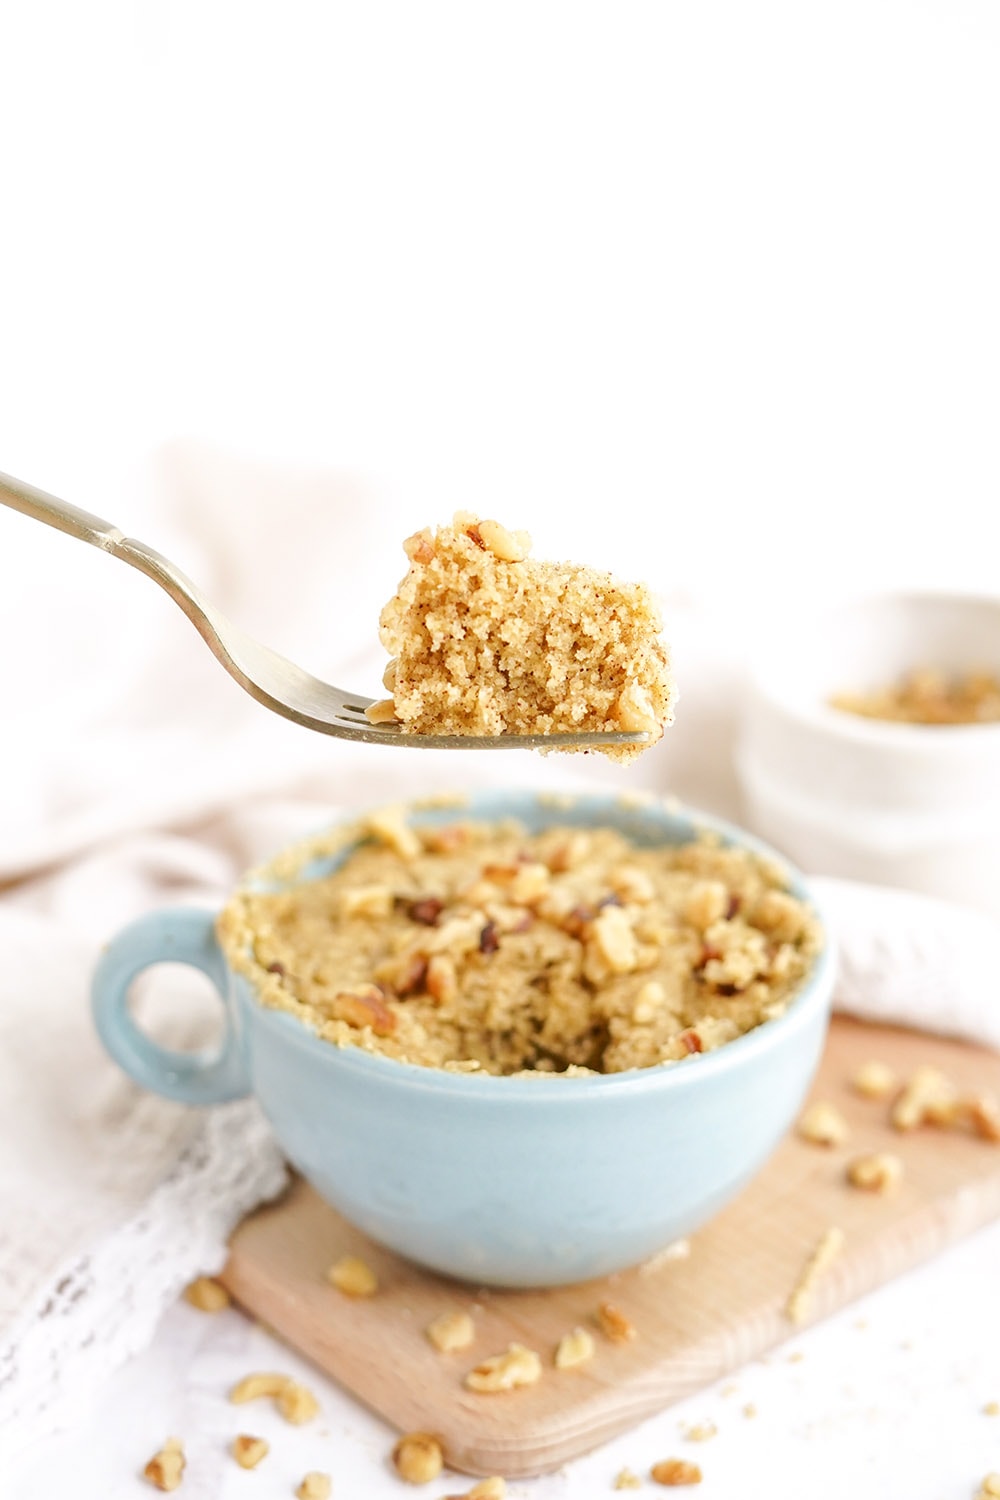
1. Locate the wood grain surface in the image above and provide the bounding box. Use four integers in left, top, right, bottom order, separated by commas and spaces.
221, 1018, 1000, 1478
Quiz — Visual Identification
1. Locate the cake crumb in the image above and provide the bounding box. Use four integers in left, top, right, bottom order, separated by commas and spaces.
786, 1226, 845, 1325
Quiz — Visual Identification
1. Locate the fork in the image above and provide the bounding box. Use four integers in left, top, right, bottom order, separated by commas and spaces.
0, 470, 648, 750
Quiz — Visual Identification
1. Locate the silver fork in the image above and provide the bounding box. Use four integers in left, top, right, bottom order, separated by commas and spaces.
0, 471, 648, 750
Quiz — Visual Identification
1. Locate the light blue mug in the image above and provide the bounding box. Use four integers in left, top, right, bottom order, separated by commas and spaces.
92, 791, 835, 1287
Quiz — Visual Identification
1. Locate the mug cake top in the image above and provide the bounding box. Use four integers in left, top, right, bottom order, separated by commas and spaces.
217, 805, 821, 1076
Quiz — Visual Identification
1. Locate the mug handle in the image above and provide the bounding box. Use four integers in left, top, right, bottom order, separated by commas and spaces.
92, 907, 250, 1105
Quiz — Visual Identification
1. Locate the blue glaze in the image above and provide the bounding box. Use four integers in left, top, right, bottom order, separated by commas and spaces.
91, 792, 835, 1286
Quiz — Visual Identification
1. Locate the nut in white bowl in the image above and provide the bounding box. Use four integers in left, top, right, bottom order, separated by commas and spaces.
736, 592, 1000, 916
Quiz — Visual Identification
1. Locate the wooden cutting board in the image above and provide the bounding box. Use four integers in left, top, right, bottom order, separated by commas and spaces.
220, 1018, 1000, 1478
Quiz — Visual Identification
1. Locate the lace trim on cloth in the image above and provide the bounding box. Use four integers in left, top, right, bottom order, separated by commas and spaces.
0, 1100, 286, 1472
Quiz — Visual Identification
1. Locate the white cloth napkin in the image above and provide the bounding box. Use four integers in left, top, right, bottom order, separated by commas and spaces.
1, 444, 998, 1469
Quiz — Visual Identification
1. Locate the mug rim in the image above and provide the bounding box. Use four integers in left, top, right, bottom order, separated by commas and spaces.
231, 790, 836, 1103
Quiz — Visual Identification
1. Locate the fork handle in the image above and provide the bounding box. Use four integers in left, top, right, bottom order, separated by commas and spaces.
0, 470, 125, 551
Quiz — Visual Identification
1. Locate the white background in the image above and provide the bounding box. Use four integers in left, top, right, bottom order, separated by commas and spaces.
3, 3, 1000, 1496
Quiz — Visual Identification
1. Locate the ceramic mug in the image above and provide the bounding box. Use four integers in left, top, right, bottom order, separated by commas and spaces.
92, 791, 835, 1287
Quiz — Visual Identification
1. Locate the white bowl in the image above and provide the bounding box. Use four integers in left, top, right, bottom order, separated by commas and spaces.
736, 592, 1000, 916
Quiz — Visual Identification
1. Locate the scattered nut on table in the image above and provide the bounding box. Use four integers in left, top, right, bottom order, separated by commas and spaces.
391, 1431, 444, 1484
142, 1437, 185, 1492
651, 1457, 703, 1486
614, 1469, 642, 1490
182, 1276, 231, 1312
295, 1473, 332, 1500
230, 1434, 269, 1469
228, 1372, 319, 1424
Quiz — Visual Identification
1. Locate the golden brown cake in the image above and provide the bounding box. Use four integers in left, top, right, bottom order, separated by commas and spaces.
367, 512, 675, 762
218, 808, 821, 1077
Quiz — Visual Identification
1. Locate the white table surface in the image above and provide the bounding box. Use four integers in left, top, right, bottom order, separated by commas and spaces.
10, 1218, 1000, 1500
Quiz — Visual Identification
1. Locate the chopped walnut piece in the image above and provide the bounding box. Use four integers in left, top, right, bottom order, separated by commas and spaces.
465, 1342, 542, 1392
365, 698, 399, 725
477, 518, 531, 563
797, 1100, 850, 1148
426, 954, 459, 1005
891, 1065, 955, 1131
967, 1094, 1000, 1143
614, 1470, 643, 1490
182, 1275, 230, 1312
231, 1435, 269, 1469
143, 1438, 185, 1492
683, 881, 728, 931
509, 861, 550, 905
596, 1302, 637, 1344
590, 905, 641, 975
851, 1059, 897, 1099
404, 528, 436, 563
366, 804, 421, 860
651, 1457, 703, 1486
847, 1152, 904, 1194
408, 895, 445, 926
752, 889, 809, 942
229, 1372, 319, 1425
632, 979, 666, 1023
978, 1476, 1000, 1500
329, 987, 396, 1037
328, 1254, 378, 1298
786, 1226, 845, 1325
616, 680, 658, 733
373, 951, 428, 998
444, 1481, 506, 1500
983, 1400, 1000, 1416
391, 1431, 444, 1484
554, 1327, 595, 1369
382, 658, 398, 691
543, 831, 591, 872
296, 1473, 332, 1500
426, 1309, 475, 1352
611, 865, 656, 904
341, 883, 395, 918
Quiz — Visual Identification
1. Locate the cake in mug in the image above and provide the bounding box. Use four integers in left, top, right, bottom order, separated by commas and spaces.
365, 513, 676, 762
217, 805, 821, 1076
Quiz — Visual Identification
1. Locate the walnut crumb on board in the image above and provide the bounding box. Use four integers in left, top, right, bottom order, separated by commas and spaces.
230, 1435, 268, 1469
142, 1438, 185, 1492
391, 1432, 444, 1484
426, 1309, 475, 1352
851, 1060, 897, 1099
786, 1226, 845, 1325
555, 1327, 596, 1369
797, 1100, 850, 1147
651, 1457, 703, 1486
847, 1152, 904, 1193
596, 1302, 637, 1344
328, 1254, 379, 1297
465, 1343, 542, 1392
443, 1481, 506, 1499
182, 1275, 230, 1312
